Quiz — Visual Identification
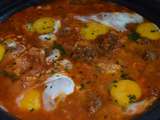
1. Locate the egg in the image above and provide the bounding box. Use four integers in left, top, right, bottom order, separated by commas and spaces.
33, 17, 55, 34
27, 17, 61, 41
136, 22, 160, 40
43, 73, 75, 111
39, 33, 57, 41
125, 97, 156, 115
75, 12, 143, 32
110, 80, 142, 108
0, 44, 6, 62
53, 20, 61, 33
80, 21, 109, 40
38, 19, 61, 42
46, 48, 61, 64
17, 89, 41, 111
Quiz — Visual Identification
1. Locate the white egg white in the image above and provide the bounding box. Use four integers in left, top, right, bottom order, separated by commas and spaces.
43, 73, 75, 111
53, 20, 61, 33
125, 97, 156, 115
39, 33, 57, 41
74, 12, 144, 32
46, 48, 61, 64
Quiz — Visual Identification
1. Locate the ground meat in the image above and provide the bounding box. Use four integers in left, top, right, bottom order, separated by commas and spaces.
6, 47, 45, 74
95, 33, 119, 56
19, 47, 47, 87
143, 50, 158, 61
85, 92, 102, 115
71, 44, 97, 62
2, 46, 47, 87
71, 32, 120, 62
58, 27, 73, 37
151, 88, 160, 97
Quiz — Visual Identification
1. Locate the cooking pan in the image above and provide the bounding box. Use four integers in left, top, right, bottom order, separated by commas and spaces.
0, 0, 159, 120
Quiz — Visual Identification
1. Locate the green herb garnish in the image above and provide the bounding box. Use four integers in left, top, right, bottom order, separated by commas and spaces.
128, 32, 141, 41
53, 43, 66, 55
29, 108, 35, 112
128, 94, 136, 103
120, 70, 130, 79
0, 70, 19, 81
112, 80, 118, 83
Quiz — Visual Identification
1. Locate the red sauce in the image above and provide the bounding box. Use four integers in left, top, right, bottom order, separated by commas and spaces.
0, 0, 160, 120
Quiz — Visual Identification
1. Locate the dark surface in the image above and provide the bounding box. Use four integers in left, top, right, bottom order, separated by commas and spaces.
0, 0, 48, 22
112, 0, 160, 26
0, 0, 160, 120
0, 109, 18, 120
134, 100, 160, 120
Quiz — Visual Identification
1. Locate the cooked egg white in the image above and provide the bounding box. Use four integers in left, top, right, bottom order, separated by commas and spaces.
75, 12, 144, 32
125, 97, 156, 115
46, 48, 61, 64
4, 40, 17, 49
39, 33, 57, 41
53, 20, 61, 34
59, 59, 73, 70
0, 105, 8, 112
43, 73, 75, 111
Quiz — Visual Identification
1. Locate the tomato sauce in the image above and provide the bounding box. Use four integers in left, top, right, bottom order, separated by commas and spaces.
0, 0, 160, 120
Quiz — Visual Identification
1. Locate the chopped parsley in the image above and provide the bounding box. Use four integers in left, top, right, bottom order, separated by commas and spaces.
29, 108, 35, 112
128, 94, 136, 104
120, 71, 129, 79
114, 99, 118, 103
112, 80, 118, 83
113, 84, 117, 88
53, 43, 66, 55
128, 32, 141, 41
0, 70, 19, 81
112, 80, 118, 88
151, 29, 158, 32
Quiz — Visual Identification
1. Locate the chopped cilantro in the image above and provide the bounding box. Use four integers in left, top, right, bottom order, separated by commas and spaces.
0, 70, 19, 81
112, 80, 118, 83
128, 94, 136, 104
120, 70, 130, 79
114, 99, 118, 103
128, 32, 141, 41
53, 43, 66, 55
112, 80, 118, 88
29, 108, 35, 112
113, 84, 117, 88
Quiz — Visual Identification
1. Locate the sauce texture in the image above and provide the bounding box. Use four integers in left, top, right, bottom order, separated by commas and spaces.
0, 0, 160, 120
